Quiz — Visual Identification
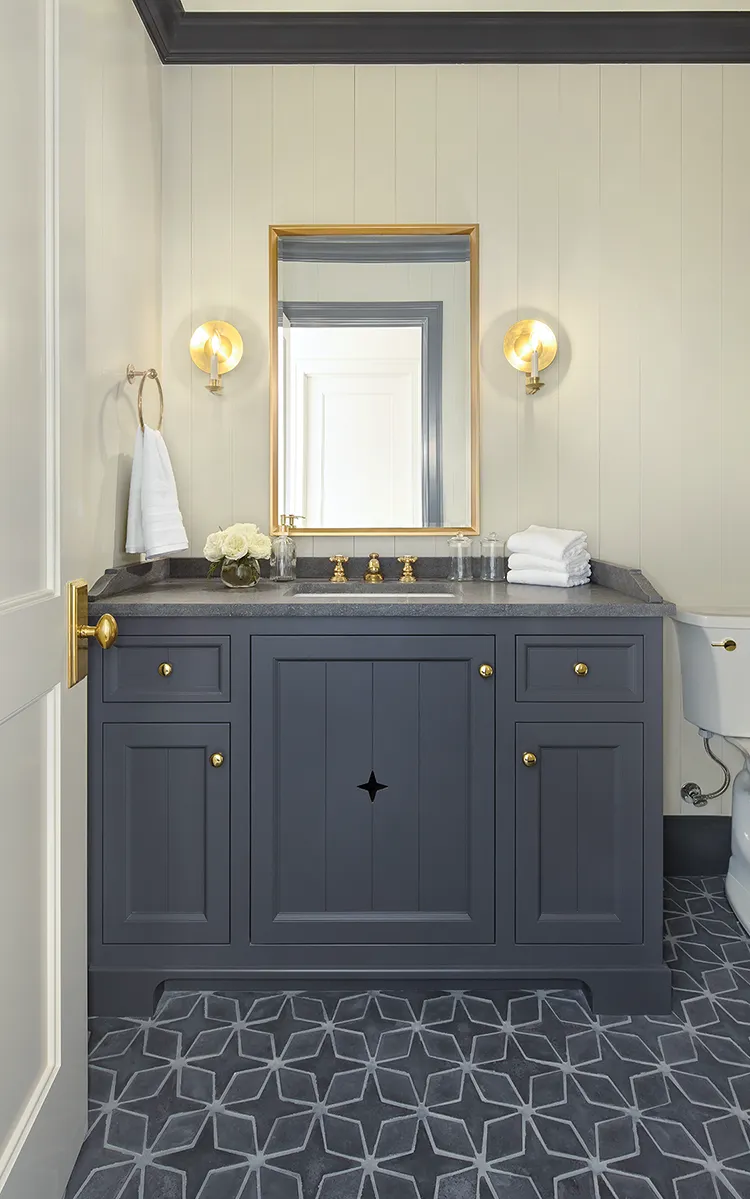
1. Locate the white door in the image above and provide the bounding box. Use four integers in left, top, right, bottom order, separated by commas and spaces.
287, 326, 423, 527
0, 1, 89, 1195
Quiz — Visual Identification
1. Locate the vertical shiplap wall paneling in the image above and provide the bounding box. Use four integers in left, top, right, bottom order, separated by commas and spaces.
395, 68, 437, 224
679, 67, 728, 807
313, 68, 357, 558
314, 67, 355, 223
191, 68, 234, 550
161, 68, 194, 548
557, 67, 600, 552
640, 67, 684, 815
272, 66, 315, 225
231, 66, 273, 529
158, 63, 750, 813
517, 67, 560, 529
354, 68, 396, 224
722, 68, 750, 608
477, 66, 519, 547
719, 66, 750, 810
598, 67, 641, 567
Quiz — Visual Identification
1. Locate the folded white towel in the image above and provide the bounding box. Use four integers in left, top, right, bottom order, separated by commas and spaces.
508, 550, 591, 575
507, 568, 591, 588
506, 524, 587, 563
126, 426, 188, 560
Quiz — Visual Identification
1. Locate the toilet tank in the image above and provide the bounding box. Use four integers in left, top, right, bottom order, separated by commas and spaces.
673, 609, 750, 736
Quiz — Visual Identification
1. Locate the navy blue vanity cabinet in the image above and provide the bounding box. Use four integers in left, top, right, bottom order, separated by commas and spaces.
101, 722, 231, 944
250, 635, 496, 945
515, 722, 644, 944
87, 609, 670, 1018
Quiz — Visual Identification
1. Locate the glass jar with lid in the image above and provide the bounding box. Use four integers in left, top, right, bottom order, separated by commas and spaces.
480, 532, 505, 582
448, 534, 473, 581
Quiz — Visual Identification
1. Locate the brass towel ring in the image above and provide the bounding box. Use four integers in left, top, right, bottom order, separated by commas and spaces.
127, 364, 164, 432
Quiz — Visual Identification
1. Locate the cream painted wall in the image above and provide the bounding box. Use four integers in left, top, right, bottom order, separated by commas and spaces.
160, 62, 750, 816
85, 0, 162, 580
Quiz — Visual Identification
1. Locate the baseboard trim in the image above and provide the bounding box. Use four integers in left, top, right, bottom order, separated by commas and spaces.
664, 814, 731, 877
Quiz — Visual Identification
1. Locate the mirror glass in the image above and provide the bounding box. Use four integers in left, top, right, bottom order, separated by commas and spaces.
271, 226, 477, 533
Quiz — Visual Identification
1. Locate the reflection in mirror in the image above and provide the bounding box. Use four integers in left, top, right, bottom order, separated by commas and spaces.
271, 227, 478, 534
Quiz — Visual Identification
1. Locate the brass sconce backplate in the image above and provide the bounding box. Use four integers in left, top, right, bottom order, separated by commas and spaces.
190, 321, 244, 377
503, 319, 557, 375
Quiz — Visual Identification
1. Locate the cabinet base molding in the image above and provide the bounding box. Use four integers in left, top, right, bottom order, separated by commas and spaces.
89, 963, 672, 1019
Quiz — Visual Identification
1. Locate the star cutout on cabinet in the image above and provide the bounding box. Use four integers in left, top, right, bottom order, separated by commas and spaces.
358, 771, 388, 803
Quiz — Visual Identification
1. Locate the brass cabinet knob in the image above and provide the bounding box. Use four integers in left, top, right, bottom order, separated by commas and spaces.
210, 753, 225, 768
711, 638, 737, 652
522, 752, 537, 767
573, 662, 589, 676
478, 663, 494, 679
158, 662, 173, 677
77, 612, 118, 650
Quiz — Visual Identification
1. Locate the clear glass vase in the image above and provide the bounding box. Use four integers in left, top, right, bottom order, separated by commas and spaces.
220, 556, 260, 589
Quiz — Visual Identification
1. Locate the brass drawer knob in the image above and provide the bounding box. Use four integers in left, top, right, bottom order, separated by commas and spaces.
573, 662, 589, 676
158, 662, 173, 677
711, 639, 737, 652
522, 752, 537, 767
479, 663, 494, 679
210, 753, 225, 768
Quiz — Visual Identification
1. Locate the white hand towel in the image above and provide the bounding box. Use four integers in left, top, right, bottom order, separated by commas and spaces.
506, 524, 587, 563
508, 550, 591, 574
126, 426, 188, 560
507, 568, 591, 588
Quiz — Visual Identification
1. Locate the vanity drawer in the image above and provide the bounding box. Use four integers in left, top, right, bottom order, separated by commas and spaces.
516, 635, 644, 703
102, 636, 230, 703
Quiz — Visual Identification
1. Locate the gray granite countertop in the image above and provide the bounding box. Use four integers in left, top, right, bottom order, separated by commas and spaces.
91, 575, 674, 619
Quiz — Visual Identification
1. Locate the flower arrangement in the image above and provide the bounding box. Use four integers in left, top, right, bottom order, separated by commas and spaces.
203, 522, 272, 589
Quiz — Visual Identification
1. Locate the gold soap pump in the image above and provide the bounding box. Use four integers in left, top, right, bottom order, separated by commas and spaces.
271, 514, 301, 583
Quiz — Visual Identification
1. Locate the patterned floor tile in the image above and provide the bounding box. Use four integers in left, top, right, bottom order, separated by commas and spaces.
66, 878, 750, 1199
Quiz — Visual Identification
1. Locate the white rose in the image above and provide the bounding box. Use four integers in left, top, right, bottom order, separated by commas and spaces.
245, 529, 272, 560
203, 530, 226, 562
221, 530, 249, 561
236, 522, 260, 538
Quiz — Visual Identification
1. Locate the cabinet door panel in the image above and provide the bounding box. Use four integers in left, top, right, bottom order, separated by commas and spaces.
515, 723, 643, 944
251, 636, 495, 944
102, 723, 230, 944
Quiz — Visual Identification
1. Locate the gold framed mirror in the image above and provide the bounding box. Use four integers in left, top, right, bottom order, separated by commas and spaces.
269, 224, 479, 536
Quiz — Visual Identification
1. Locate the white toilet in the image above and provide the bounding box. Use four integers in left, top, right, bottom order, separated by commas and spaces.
674, 609, 750, 934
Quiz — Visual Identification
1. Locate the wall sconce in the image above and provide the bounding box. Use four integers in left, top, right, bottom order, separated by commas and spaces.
504, 319, 557, 395
190, 321, 244, 394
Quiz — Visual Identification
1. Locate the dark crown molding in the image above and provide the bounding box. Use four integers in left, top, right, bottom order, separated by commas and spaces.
133, 2, 750, 64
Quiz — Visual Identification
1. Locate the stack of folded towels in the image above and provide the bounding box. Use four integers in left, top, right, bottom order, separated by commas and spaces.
506, 524, 591, 587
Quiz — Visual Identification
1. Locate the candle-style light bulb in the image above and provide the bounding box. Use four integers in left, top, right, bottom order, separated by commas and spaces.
209, 330, 222, 384
530, 333, 540, 380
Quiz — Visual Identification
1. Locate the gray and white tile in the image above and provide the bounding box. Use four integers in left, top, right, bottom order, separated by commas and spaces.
66, 878, 750, 1199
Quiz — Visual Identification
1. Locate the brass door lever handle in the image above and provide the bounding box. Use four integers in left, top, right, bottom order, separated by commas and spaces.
77, 613, 118, 650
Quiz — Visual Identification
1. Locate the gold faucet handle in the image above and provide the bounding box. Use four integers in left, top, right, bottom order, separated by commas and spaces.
398, 555, 418, 583
329, 555, 349, 583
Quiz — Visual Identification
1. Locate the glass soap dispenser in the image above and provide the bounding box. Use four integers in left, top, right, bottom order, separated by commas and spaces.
448, 534, 473, 581
270, 515, 299, 582
480, 532, 506, 582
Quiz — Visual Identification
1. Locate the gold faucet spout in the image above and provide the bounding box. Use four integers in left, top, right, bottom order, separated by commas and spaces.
364, 553, 384, 583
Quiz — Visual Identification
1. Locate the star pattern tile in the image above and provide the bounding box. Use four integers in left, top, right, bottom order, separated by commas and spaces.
67, 878, 750, 1199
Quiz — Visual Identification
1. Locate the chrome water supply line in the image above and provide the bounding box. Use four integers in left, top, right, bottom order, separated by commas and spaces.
681, 728, 732, 807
